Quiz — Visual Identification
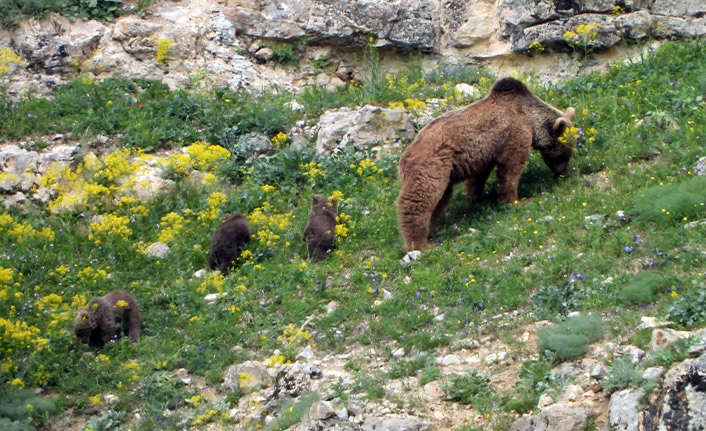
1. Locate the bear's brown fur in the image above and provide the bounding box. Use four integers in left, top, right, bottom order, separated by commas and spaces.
303, 195, 338, 262
397, 77, 575, 251
208, 213, 251, 275
73, 290, 141, 348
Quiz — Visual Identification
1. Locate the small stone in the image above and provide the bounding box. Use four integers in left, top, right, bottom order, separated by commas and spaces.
401, 250, 421, 263
642, 367, 663, 381
297, 345, 315, 360
204, 293, 226, 303
309, 400, 334, 420
192, 269, 208, 279
434, 314, 445, 322
538, 393, 554, 408
438, 354, 464, 366
484, 352, 508, 364
638, 316, 672, 330
557, 384, 583, 402
347, 399, 365, 417
335, 408, 348, 420
590, 363, 608, 379
326, 301, 338, 314
146, 241, 170, 258
391, 348, 405, 358
104, 394, 118, 404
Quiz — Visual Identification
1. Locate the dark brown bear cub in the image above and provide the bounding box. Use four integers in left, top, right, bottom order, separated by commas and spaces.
73, 290, 140, 348
208, 213, 251, 275
397, 77, 576, 251
303, 195, 338, 262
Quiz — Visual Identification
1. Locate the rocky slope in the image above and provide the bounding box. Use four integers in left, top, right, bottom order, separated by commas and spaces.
1, 0, 705, 97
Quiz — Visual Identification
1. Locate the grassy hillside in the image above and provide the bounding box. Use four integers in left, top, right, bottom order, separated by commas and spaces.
1, 40, 705, 430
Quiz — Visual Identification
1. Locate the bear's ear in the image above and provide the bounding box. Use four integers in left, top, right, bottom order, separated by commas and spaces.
552, 110, 574, 137
564, 107, 576, 121
312, 195, 323, 205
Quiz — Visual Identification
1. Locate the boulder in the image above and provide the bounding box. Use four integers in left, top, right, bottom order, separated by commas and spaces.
315, 105, 415, 154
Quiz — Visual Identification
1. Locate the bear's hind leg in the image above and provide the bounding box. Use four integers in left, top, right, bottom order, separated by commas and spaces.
465, 167, 492, 204
430, 184, 453, 232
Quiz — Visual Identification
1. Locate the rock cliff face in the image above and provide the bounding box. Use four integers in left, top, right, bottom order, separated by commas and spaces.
1, 0, 704, 95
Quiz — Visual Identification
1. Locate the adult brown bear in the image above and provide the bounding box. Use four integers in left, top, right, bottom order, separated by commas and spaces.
397, 77, 575, 251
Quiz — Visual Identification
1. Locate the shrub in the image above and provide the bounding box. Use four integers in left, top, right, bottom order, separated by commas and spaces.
418, 367, 441, 386
442, 369, 493, 407
634, 176, 706, 223
0, 389, 56, 431
386, 351, 435, 379
531, 282, 586, 319
0, 0, 64, 27
263, 41, 299, 65
265, 393, 319, 431
620, 272, 664, 305
667, 283, 706, 328
601, 354, 642, 394
537, 315, 604, 362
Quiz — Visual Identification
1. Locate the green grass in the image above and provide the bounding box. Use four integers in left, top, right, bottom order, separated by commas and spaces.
0, 39, 705, 429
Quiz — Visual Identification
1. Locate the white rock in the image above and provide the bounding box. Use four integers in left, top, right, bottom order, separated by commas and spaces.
401, 250, 422, 263
297, 345, 315, 360
454, 83, 481, 99
146, 241, 170, 258
438, 354, 464, 366
485, 352, 508, 364
327, 301, 338, 314
204, 293, 227, 303
650, 328, 691, 350
638, 316, 672, 330
538, 393, 555, 408
642, 367, 664, 381
392, 348, 405, 358
192, 269, 209, 279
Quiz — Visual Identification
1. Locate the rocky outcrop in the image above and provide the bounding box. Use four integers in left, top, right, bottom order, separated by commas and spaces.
2, 0, 706, 96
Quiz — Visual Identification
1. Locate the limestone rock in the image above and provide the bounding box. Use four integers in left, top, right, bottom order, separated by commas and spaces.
510, 404, 596, 431
315, 105, 414, 154
361, 415, 431, 431
647, 352, 706, 431
146, 242, 170, 258
223, 361, 272, 394
609, 388, 644, 431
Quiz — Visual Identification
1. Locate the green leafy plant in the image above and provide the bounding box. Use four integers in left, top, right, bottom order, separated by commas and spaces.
667, 283, 706, 328
0, 389, 56, 431
537, 315, 604, 362
620, 272, 664, 305
601, 354, 643, 394
531, 281, 586, 319
265, 393, 319, 431
634, 176, 706, 224
442, 369, 496, 411
386, 351, 435, 379
418, 367, 441, 386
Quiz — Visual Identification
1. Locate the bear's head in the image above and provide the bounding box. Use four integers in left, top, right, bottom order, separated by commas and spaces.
538, 107, 576, 177
311, 195, 337, 214
73, 307, 96, 344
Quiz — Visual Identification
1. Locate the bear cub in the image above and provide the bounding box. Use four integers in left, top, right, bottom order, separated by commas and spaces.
73, 290, 141, 348
303, 195, 338, 262
208, 212, 252, 275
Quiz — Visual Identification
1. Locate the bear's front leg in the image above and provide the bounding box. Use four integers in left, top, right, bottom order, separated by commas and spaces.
496, 163, 523, 204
